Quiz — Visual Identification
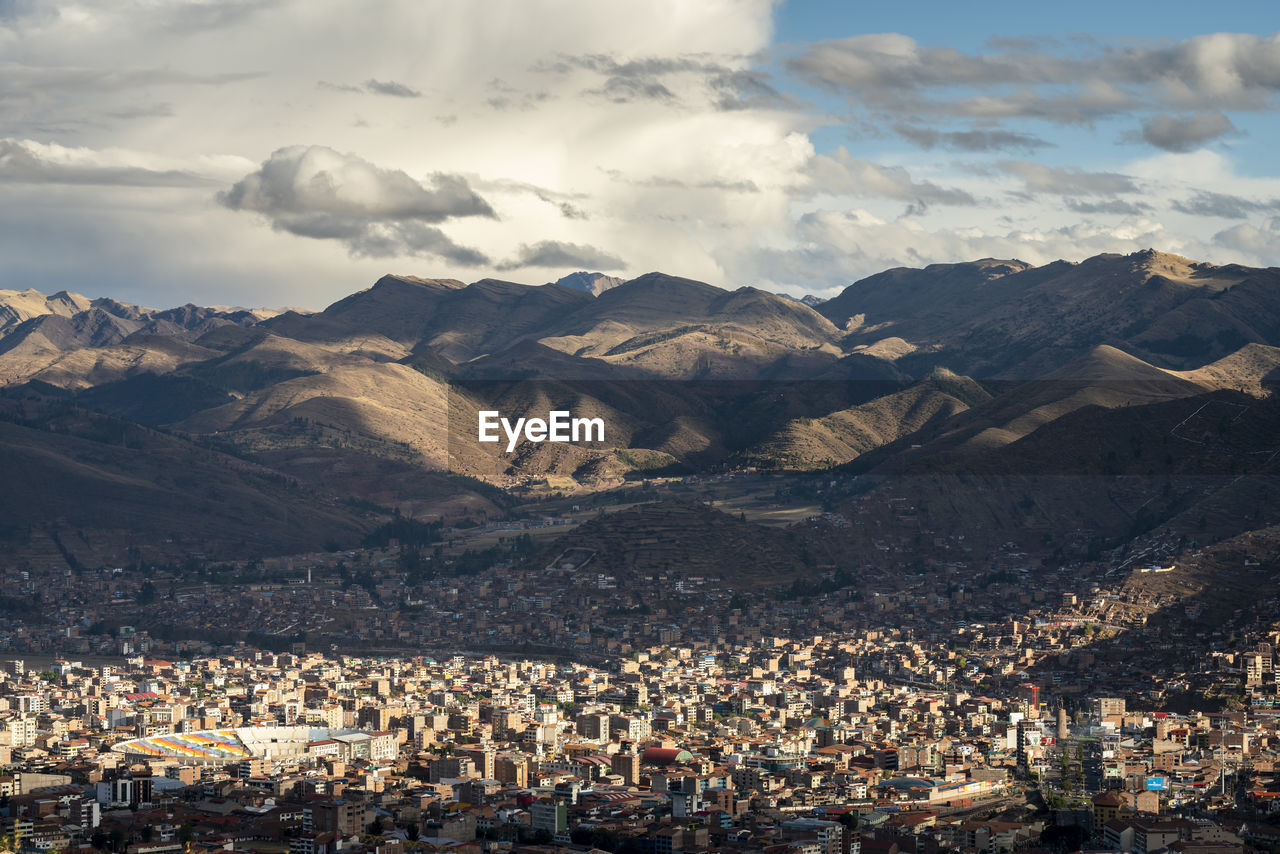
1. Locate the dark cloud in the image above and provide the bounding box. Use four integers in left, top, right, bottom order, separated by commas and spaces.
219, 145, 494, 263
364, 79, 422, 98
708, 69, 801, 112
0, 139, 214, 187
1130, 111, 1238, 152
591, 76, 676, 103
628, 174, 761, 193
547, 53, 710, 102
467, 176, 589, 219
787, 34, 1075, 94
320, 79, 424, 98
803, 148, 976, 206
541, 52, 793, 109
895, 124, 1052, 152
319, 81, 363, 94
1171, 190, 1280, 219
348, 222, 489, 266
998, 161, 1140, 196
1064, 198, 1153, 215
485, 92, 552, 112
497, 240, 624, 271
786, 31, 1280, 139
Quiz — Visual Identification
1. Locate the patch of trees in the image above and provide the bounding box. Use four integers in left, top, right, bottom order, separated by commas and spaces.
361, 516, 443, 549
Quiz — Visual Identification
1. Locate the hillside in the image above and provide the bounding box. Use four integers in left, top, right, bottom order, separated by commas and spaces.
819, 251, 1280, 377
0, 395, 373, 565
1, 250, 1279, 566
524, 499, 835, 589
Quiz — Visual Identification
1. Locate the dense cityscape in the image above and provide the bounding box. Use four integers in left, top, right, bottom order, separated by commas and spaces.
1, 634, 1279, 854
4, 4, 1280, 854
0, 481, 1278, 854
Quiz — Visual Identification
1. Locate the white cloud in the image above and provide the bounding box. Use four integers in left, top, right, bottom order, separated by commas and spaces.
0, 3, 1277, 306
742, 209, 1215, 293
1214, 217, 1280, 257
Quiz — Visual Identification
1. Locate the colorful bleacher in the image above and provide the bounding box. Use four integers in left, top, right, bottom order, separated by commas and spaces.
116, 729, 251, 760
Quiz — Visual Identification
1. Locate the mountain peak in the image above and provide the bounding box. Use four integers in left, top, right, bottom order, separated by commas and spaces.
554, 271, 625, 296
372, 274, 466, 292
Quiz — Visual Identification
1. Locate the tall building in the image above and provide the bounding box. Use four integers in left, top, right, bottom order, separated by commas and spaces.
1093, 697, 1126, 717
495, 755, 528, 787
463, 748, 496, 780
576, 712, 610, 741
310, 799, 366, 838
530, 799, 566, 837
611, 751, 640, 786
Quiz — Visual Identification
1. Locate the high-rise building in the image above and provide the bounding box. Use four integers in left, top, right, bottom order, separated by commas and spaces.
611, 751, 640, 786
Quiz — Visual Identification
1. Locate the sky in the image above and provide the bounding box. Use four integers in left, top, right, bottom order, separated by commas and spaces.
1, 0, 1279, 308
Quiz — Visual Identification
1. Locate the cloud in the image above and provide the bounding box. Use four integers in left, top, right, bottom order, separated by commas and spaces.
347, 222, 490, 265
611, 171, 761, 193
789, 32, 1280, 108
741, 208, 1208, 291
0, 64, 259, 100
219, 145, 494, 263
787, 33, 1074, 94
707, 68, 801, 112
4, 1, 1278, 308
497, 240, 624, 271
894, 125, 1052, 152
786, 31, 1280, 141
538, 52, 799, 111
1130, 111, 1238, 152
1213, 218, 1280, 255
802, 147, 976, 205
0, 138, 218, 187
999, 160, 1140, 195
1171, 190, 1280, 219
541, 53, 716, 103
220, 145, 494, 223
467, 176, 591, 219
1064, 198, 1153, 215
363, 78, 421, 98
320, 79, 423, 98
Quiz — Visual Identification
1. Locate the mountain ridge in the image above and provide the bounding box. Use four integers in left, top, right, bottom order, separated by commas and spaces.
2, 249, 1278, 566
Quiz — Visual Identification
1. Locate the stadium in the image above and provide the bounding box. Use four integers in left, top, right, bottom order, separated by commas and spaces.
111, 726, 391, 765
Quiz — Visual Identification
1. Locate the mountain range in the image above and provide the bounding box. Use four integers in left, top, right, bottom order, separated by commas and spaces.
2, 249, 1277, 567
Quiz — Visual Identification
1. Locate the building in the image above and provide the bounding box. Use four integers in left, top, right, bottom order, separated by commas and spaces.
611, 751, 640, 786
530, 799, 566, 837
